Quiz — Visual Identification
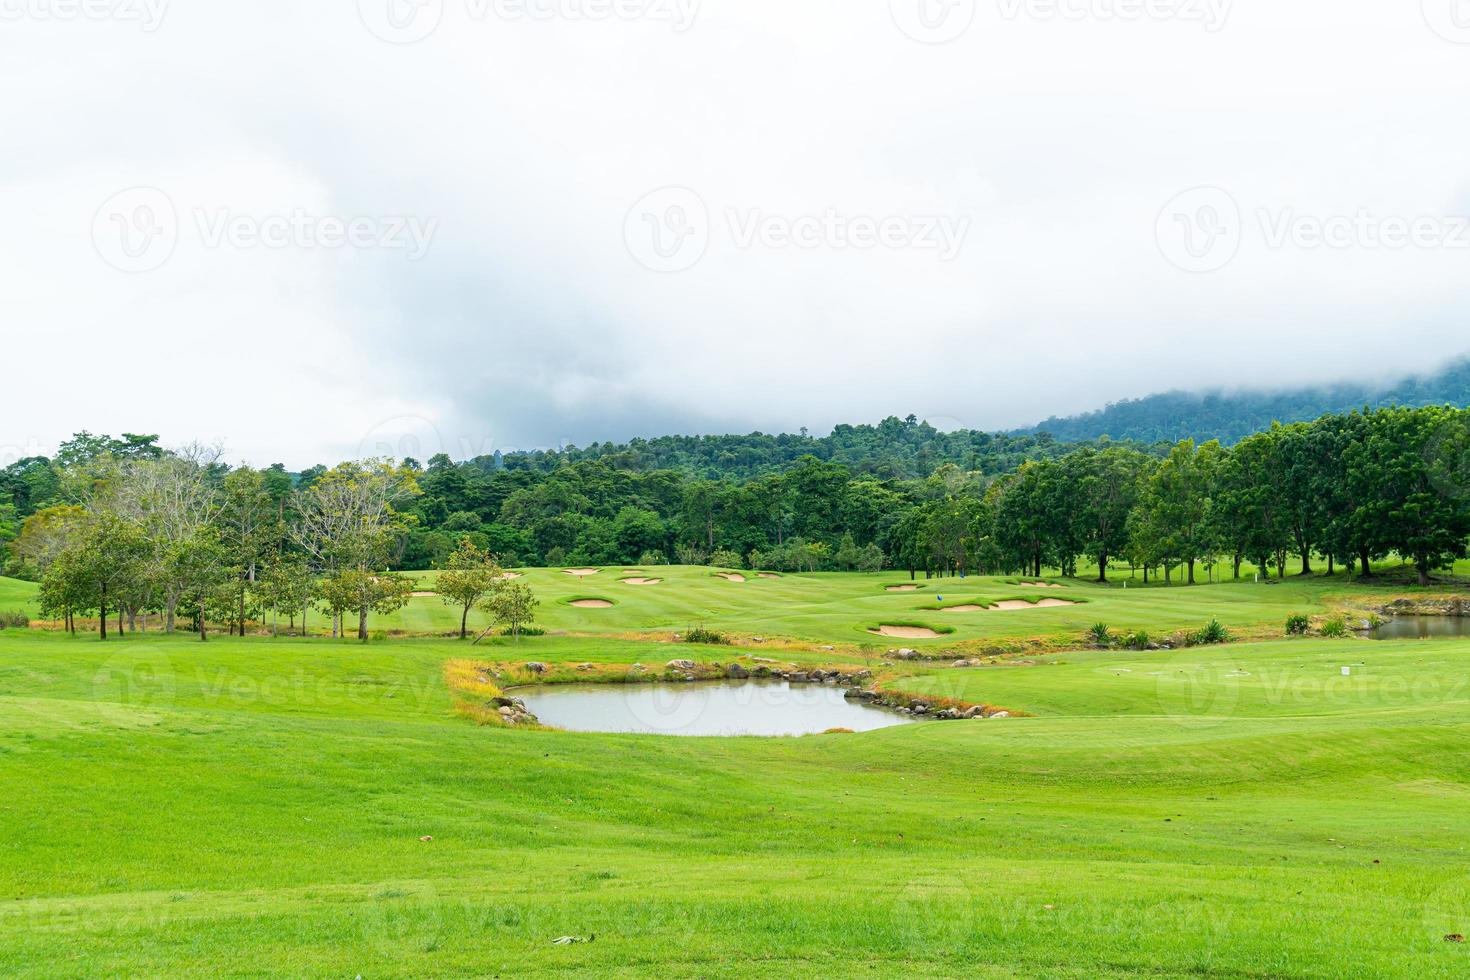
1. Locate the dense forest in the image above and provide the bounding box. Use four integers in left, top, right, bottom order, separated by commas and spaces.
3, 405, 1469, 640
1026, 358, 1470, 445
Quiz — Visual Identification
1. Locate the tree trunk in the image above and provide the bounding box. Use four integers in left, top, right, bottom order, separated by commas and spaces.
1359, 549, 1372, 578
358, 605, 369, 641
1233, 555, 1242, 580
1300, 552, 1312, 576
198, 601, 208, 641
461, 605, 469, 640
1417, 557, 1432, 586
1097, 551, 1108, 583
1187, 559, 1196, 585
99, 587, 108, 640
1327, 555, 1334, 576
165, 592, 177, 633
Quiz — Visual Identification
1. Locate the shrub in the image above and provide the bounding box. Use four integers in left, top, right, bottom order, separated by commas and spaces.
500, 625, 547, 637
1124, 630, 1151, 650
638, 551, 668, 566
1320, 618, 1348, 638
1193, 619, 1230, 646
683, 626, 728, 645
710, 549, 744, 569
0, 611, 30, 629
1285, 614, 1310, 636
1086, 622, 1113, 647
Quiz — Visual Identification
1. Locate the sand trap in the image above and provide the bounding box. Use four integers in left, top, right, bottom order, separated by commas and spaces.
990, 599, 1077, 611
757, 573, 781, 579
570, 599, 613, 608
886, 585, 919, 592
938, 605, 986, 613
1019, 581, 1064, 589
563, 568, 600, 577
620, 578, 662, 585
410, 591, 437, 598
869, 625, 942, 639
717, 572, 746, 582
500, 572, 522, 580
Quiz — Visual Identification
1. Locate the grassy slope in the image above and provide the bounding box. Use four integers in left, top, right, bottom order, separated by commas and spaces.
327, 565, 1432, 647
1, 613, 1470, 976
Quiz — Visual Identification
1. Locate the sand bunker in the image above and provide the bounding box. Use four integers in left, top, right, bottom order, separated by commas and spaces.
885, 585, 919, 592
717, 572, 746, 582
990, 599, 1077, 611
410, 591, 437, 598
500, 572, 522, 580
570, 599, 613, 609
563, 568, 600, 577
1019, 581, 1065, 589
869, 625, 943, 639
938, 605, 986, 613
757, 573, 781, 579
620, 578, 662, 585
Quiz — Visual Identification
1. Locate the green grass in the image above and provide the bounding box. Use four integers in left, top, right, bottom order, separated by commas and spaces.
3, 570, 1470, 975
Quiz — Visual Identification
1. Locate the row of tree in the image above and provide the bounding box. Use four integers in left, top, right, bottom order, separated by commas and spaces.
904, 406, 1470, 585
5, 406, 1468, 641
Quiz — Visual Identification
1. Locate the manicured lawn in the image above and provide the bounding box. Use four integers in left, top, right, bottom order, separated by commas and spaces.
3, 601, 1470, 975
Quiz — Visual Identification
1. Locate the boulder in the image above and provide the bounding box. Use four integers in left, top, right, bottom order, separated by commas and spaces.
525, 662, 547, 674
727, 663, 750, 679
963, 706, 986, 719
987, 710, 1010, 719
666, 659, 697, 671
788, 672, 810, 683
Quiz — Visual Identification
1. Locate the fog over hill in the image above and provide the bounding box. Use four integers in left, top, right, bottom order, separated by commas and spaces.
1020, 357, 1470, 446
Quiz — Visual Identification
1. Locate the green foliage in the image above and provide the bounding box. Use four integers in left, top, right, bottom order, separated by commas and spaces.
682, 626, 728, 645
1319, 618, 1348, 638
1192, 618, 1231, 646
1285, 614, 1311, 635
1087, 622, 1113, 647
1123, 630, 1151, 650
709, 549, 744, 570
0, 610, 30, 628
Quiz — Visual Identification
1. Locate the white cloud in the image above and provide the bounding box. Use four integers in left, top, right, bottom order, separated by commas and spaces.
2, 0, 1468, 466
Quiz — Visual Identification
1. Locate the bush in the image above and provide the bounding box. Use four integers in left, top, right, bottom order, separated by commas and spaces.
683, 626, 728, 645
638, 551, 668, 566
1285, 614, 1310, 636
1123, 630, 1151, 650
710, 549, 744, 569
1320, 618, 1348, 638
1086, 622, 1113, 647
0, 611, 30, 629
500, 625, 547, 637
1193, 619, 1230, 646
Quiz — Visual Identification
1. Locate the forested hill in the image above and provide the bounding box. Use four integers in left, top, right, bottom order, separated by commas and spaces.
496, 416, 1113, 480
1023, 358, 1470, 446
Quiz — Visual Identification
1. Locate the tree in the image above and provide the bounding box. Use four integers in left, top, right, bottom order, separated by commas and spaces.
319, 570, 415, 641
45, 512, 148, 640
291, 461, 420, 639
437, 538, 503, 639
482, 580, 538, 642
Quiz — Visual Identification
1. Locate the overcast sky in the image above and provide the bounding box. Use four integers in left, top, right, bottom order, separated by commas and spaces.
3, 0, 1470, 468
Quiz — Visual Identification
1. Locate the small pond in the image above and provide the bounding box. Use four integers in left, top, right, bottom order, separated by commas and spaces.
1369, 616, 1470, 640
514, 680, 918, 736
